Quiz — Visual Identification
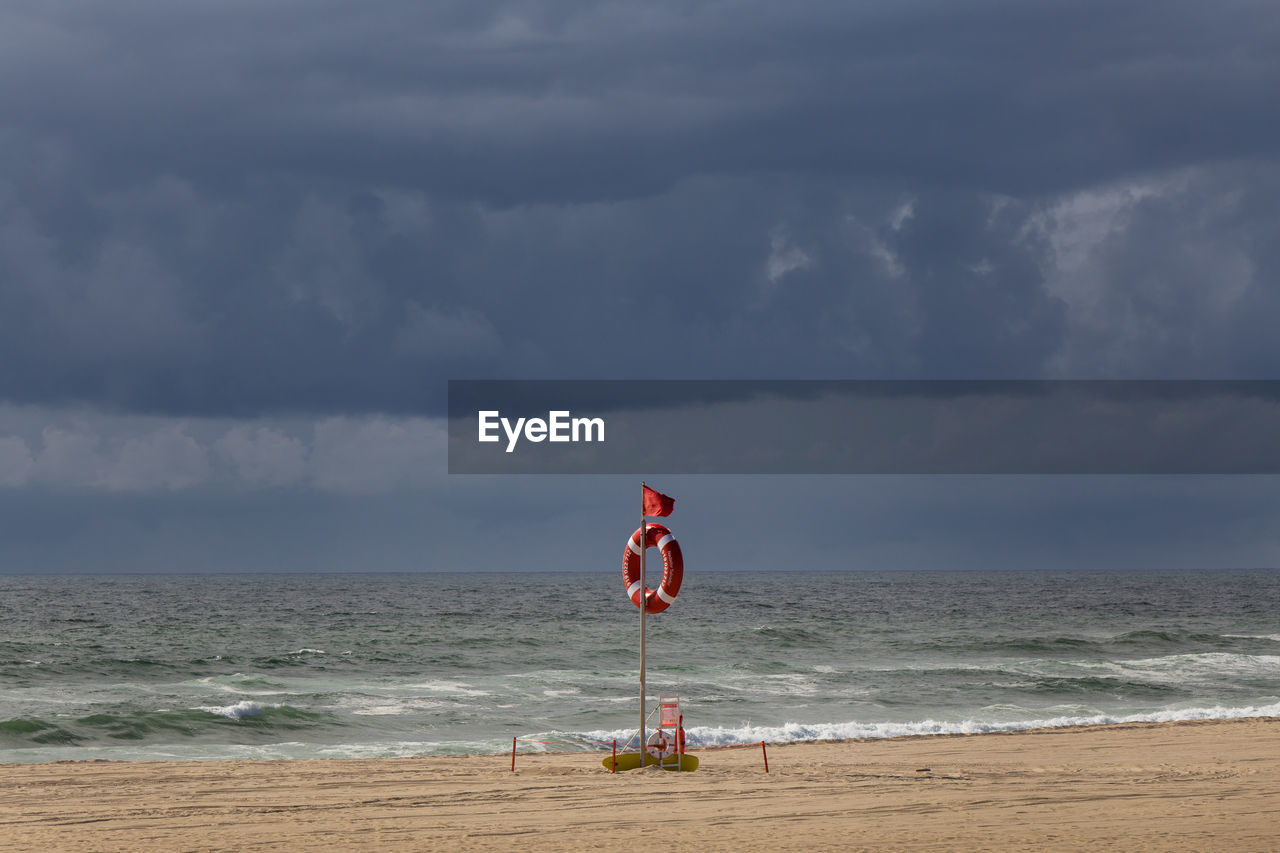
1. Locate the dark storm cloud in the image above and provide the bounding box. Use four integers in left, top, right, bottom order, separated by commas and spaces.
1, 1, 1278, 416
7, 1, 1275, 201
4, 476, 1279, 574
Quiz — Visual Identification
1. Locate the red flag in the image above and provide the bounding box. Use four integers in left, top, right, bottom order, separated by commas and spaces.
642, 484, 675, 517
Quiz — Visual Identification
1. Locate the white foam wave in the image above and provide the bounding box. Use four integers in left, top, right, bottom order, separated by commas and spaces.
191, 674, 288, 695
339, 696, 447, 716
1120, 652, 1280, 671
0, 739, 505, 764
350, 705, 416, 717
956, 653, 1280, 686
200, 700, 277, 719
401, 681, 491, 697
581, 701, 1280, 748
290, 648, 326, 655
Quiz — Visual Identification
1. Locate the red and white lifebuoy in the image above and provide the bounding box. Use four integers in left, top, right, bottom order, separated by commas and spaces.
622, 523, 684, 614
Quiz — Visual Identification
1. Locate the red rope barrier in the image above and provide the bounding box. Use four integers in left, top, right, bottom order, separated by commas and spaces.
515, 737, 776, 751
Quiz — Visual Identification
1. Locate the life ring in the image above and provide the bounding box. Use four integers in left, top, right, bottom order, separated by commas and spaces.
646, 726, 687, 759
647, 730, 672, 759
622, 523, 684, 614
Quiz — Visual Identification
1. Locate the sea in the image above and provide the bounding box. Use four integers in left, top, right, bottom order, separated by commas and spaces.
2, 570, 1279, 764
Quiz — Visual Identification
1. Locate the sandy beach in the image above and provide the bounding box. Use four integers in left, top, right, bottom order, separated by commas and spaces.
1, 717, 1276, 851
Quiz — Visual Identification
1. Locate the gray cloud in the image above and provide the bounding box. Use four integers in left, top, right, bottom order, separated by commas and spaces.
7, 2, 1275, 200
309, 416, 445, 493
1042, 165, 1280, 377
0, 434, 32, 486
0, 2, 1276, 418
0, 407, 445, 494
0, 2, 1277, 572
213, 425, 310, 488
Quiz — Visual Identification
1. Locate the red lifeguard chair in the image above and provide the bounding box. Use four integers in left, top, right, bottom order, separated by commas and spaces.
647, 695, 689, 770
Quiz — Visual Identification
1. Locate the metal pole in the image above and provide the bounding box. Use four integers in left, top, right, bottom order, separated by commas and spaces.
639, 481, 647, 763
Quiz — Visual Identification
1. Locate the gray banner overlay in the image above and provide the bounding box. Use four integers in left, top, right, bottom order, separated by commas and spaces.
448, 381, 1280, 474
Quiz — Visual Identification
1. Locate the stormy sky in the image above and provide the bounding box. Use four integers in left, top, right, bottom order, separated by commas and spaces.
2, 1, 1279, 573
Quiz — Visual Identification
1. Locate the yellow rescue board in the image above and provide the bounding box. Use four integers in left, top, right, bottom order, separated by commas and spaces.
603, 752, 699, 772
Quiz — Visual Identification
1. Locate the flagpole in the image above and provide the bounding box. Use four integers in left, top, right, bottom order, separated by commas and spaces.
639, 480, 647, 761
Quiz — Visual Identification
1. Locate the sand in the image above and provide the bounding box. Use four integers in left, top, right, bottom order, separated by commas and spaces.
2, 717, 1278, 851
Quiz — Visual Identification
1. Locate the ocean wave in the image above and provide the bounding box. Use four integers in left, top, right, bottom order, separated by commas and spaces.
4, 657, 180, 678
191, 673, 289, 694
753, 625, 820, 643
582, 701, 1280, 748
898, 629, 1275, 656
349, 704, 419, 717
4, 571, 1279, 764
1013, 653, 1280, 688
0, 739, 510, 764
1119, 652, 1280, 672
201, 700, 276, 719
0, 717, 82, 745
399, 681, 491, 697
0, 703, 332, 750
873, 652, 1280, 685
338, 696, 449, 716
6, 702, 1279, 762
